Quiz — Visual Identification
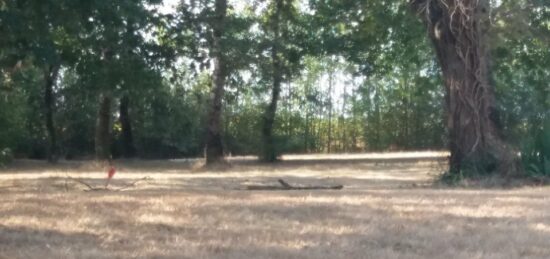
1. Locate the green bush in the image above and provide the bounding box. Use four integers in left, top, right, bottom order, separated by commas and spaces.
521, 119, 550, 177
0, 148, 14, 166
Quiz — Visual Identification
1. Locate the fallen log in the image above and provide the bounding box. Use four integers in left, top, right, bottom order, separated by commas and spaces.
245, 179, 343, 191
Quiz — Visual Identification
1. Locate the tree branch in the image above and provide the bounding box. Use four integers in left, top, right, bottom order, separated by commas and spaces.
245, 179, 343, 191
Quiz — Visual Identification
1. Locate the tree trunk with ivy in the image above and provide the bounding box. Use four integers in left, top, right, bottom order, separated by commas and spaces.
205, 0, 228, 165
411, 0, 519, 175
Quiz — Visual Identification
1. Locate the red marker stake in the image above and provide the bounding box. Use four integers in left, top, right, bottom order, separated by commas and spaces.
105, 166, 116, 188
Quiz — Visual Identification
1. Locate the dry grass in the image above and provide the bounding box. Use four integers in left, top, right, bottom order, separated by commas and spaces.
0, 152, 549, 259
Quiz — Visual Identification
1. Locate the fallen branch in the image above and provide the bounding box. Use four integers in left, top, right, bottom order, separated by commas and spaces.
245, 179, 343, 191
116, 177, 152, 191
68, 177, 104, 191
66, 176, 151, 192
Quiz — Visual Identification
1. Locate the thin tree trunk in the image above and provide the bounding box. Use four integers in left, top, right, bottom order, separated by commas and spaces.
403, 75, 410, 149
205, 0, 228, 165
119, 95, 136, 158
285, 82, 292, 137
261, 70, 282, 161
374, 93, 381, 151
316, 108, 322, 152
327, 66, 333, 153
412, 0, 518, 174
342, 83, 347, 152
351, 97, 358, 151
261, 0, 284, 162
304, 108, 309, 152
95, 92, 112, 160
44, 64, 60, 162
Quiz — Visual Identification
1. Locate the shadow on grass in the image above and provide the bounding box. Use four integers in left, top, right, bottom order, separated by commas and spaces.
0, 225, 101, 258
1, 183, 550, 258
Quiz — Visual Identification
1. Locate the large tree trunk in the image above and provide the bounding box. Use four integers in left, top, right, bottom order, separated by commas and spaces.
95, 92, 112, 160
261, 0, 284, 162
119, 95, 136, 158
411, 0, 518, 175
44, 64, 60, 162
205, 0, 228, 165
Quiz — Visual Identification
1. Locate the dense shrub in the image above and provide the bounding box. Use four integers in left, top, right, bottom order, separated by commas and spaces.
521, 119, 550, 177
0, 148, 14, 166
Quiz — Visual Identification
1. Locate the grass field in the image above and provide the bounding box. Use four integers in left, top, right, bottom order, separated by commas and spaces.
1, 152, 549, 259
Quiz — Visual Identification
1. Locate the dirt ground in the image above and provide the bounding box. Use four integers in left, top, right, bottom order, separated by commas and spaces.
1, 152, 549, 259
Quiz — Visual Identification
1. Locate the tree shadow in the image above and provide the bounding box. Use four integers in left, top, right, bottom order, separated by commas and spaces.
0, 225, 102, 258
1, 181, 550, 258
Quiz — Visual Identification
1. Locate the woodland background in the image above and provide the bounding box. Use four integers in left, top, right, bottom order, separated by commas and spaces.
0, 0, 548, 176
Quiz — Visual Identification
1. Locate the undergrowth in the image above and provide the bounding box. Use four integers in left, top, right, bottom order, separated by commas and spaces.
440, 118, 550, 187
0, 148, 13, 167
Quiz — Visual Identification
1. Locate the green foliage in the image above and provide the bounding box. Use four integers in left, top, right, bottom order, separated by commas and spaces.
521, 118, 550, 177
0, 0, 546, 167
440, 169, 465, 186
0, 89, 28, 151
224, 104, 263, 155
0, 148, 13, 166
0, 65, 45, 157
134, 75, 210, 158
440, 152, 500, 185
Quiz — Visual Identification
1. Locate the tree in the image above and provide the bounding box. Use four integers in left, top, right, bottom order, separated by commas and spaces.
326, 57, 335, 153
0, 0, 88, 161
258, 0, 307, 162
260, 0, 285, 162
95, 92, 112, 160
175, 0, 257, 164
43, 65, 60, 161
411, 0, 518, 174
119, 95, 136, 158
71, 0, 168, 160
204, 0, 229, 164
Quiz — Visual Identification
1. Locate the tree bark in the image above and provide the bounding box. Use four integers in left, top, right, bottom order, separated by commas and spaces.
44, 64, 60, 162
205, 0, 228, 165
261, 0, 284, 162
95, 92, 112, 160
119, 95, 136, 158
411, 0, 518, 174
